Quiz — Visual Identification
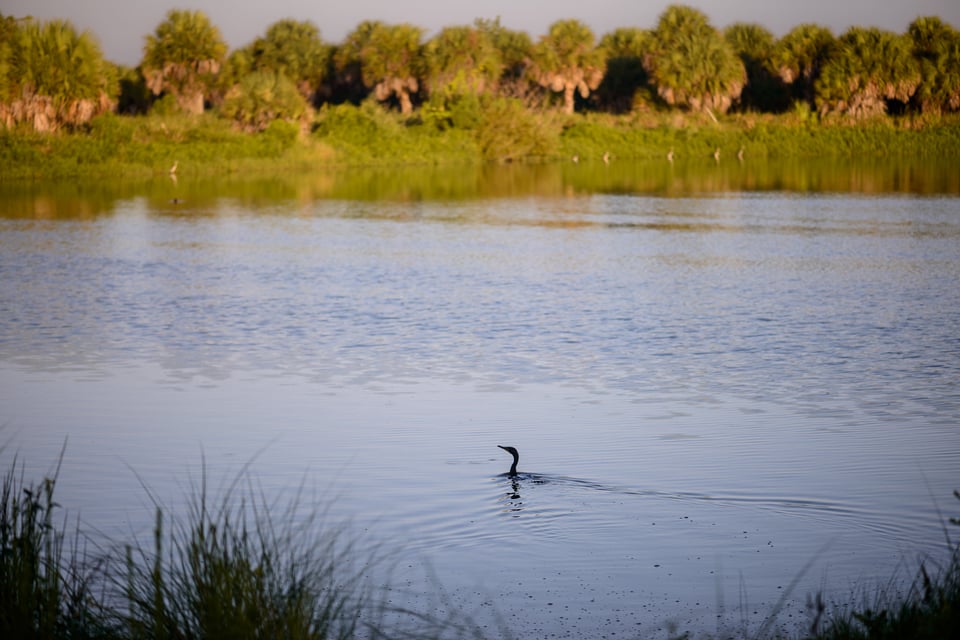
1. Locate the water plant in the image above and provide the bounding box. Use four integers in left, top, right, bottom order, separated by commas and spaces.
805, 490, 960, 640
119, 468, 369, 639
2, 444, 959, 640
0, 448, 493, 640
0, 449, 111, 639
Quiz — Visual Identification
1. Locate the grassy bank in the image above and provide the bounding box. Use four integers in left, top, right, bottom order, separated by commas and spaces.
2, 106, 960, 180
2, 453, 958, 639
558, 111, 960, 162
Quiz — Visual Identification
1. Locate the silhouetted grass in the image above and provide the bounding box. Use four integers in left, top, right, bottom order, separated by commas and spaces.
2, 448, 958, 640
0, 449, 115, 639
119, 471, 371, 639
0, 451, 492, 640
803, 491, 960, 640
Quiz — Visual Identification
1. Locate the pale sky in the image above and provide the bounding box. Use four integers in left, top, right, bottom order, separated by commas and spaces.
7, 0, 960, 66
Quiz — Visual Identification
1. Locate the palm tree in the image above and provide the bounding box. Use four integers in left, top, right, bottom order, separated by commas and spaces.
770, 24, 834, 107
0, 14, 19, 106
243, 20, 330, 102
2, 18, 116, 131
424, 25, 501, 98
142, 9, 227, 115
909, 16, 960, 114
222, 47, 255, 91
596, 27, 653, 113
529, 19, 605, 114
117, 63, 152, 114
331, 20, 383, 104
725, 22, 788, 112
475, 18, 532, 81
474, 17, 534, 103
815, 27, 920, 118
646, 5, 745, 117
357, 23, 424, 114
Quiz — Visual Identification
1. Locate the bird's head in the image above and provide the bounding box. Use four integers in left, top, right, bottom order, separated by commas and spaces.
497, 445, 518, 459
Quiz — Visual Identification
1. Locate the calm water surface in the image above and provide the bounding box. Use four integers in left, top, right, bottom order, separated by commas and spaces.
2, 164, 959, 637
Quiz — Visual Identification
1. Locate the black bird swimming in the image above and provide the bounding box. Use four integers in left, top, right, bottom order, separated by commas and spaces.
498, 445, 520, 477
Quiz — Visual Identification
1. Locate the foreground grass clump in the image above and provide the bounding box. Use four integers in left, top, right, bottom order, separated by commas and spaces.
121, 479, 367, 639
0, 454, 111, 639
806, 493, 960, 640
0, 454, 487, 640
3, 451, 959, 640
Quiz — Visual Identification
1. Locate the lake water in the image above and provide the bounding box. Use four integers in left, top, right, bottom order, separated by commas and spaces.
2, 161, 959, 637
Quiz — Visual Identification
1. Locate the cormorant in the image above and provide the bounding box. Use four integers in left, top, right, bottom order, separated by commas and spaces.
498, 445, 520, 477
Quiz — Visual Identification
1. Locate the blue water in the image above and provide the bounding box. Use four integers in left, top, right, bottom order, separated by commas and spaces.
2, 190, 959, 636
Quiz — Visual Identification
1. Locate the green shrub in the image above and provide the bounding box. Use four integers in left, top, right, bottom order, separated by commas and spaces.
421, 92, 485, 132
312, 101, 387, 148
148, 93, 181, 117
220, 70, 310, 132
475, 97, 558, 161
312, 100, 479, 164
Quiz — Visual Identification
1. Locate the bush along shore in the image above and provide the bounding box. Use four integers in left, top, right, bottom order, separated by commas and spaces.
2, 107, 960, 180
3, 5, 960, 178
2, 453, 959, 639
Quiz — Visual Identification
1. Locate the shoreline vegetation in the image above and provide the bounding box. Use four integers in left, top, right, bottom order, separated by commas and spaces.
2, 452, 958, 639
3, 109, 960, 181
3, 5, 960, 179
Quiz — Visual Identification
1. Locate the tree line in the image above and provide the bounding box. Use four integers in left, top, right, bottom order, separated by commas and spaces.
1, 4, 959, 133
